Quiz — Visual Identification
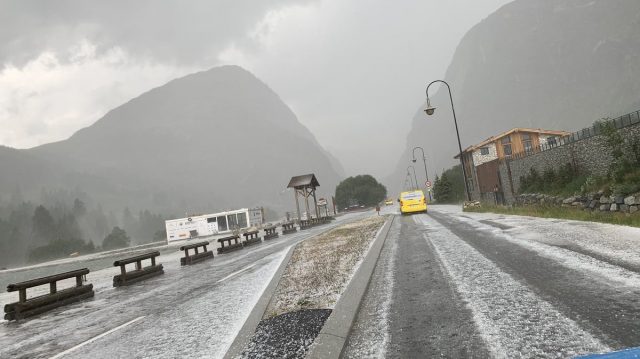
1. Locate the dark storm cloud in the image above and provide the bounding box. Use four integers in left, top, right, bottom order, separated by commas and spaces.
0, 0, 512, 178
0, 0, 311, 66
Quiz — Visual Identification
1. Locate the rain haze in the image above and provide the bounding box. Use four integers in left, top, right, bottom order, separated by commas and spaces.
0, 0, 510, 177
3, 1, 640, 358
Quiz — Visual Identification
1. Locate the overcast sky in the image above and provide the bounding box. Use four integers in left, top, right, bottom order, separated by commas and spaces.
0, 0, 510, 177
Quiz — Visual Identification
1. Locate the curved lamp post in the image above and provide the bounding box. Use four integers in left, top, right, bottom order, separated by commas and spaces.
407, 165, 418, 190
412, 146, 432, 201
424, 80, 471, 202
407, 172, 415, 190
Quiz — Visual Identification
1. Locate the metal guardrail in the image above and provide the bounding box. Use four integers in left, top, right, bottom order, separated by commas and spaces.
508, 110, 640, 160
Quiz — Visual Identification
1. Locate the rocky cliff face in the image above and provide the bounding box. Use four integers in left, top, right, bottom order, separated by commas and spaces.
2, 65, 343, 214
389, 0, 640, 193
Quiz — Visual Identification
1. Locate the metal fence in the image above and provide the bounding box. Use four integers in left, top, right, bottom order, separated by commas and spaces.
508, 110, 640, 160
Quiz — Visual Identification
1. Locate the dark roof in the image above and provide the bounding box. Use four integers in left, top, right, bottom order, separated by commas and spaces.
287, 174, 320, 188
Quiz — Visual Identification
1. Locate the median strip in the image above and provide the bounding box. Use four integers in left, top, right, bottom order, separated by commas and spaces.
232, 215, 389, 358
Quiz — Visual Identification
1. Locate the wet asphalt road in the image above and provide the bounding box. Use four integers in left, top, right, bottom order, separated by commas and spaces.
345, 205, 640, 358
0, 211, 371, 359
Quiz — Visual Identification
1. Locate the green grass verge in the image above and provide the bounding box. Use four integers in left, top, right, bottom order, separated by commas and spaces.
464, 205, 640, 228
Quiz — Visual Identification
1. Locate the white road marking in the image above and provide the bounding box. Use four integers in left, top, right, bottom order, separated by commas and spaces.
49, 316, 145, 359
414, 214, 609, 358
216, 263, 258, 283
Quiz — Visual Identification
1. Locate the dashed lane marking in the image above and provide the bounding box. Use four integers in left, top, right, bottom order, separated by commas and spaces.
216, 263, 258, 283
49, 316, 146, 359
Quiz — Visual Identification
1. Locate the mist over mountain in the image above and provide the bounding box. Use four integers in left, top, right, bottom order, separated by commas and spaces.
2, 65, 343, 215
389, 0, 640, 193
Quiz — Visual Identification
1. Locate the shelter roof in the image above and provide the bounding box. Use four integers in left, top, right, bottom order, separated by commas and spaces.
287, 174, 320, 189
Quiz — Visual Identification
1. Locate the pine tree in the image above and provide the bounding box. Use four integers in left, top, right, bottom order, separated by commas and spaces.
72, 198, 87, 217
102, 227, 131, 250
32, 205, 55, 241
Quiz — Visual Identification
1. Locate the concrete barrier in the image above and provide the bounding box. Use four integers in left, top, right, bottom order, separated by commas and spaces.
180, 241, 214, 265
282, 222, 297, 234
263, 226, 279, 240
113, 251, 164, 287
4, 268, 94, 321
242, 230, 261, 247
218, 235, 243, 254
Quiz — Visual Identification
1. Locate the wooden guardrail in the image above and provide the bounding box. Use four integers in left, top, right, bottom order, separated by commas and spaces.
180, 241, 214, 265
282, 222, 297, 234
113, 251, 164, 287
242, 230, 261, 247
218, 235, 242, 254
263, 226, 279, 240
4, 268, 94, 321
299, 219, 312, 230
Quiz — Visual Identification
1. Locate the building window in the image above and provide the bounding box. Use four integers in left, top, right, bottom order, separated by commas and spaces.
217, 216, 228, 231
480, 147, 490, 155
227, 214, 238, 230
547, 136, 557, 147
237, 213, 247, 228
501, 136, 512, 156
522, 133, 533, 153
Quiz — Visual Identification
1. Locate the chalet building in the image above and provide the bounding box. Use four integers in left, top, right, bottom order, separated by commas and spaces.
455, 128, 570, 203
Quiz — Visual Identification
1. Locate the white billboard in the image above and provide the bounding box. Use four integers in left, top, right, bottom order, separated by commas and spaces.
165, 208, 250, 242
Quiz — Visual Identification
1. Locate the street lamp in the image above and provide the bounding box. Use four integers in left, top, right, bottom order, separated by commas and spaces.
407, 165, 418, 190
424, 80, 471, 202
412, 146, 432, 201
407, 172, 415, 190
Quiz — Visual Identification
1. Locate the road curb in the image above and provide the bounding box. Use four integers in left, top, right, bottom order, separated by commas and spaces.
223, 243, 297, 359
223, 221, 347, 359
306, 215, 395, 359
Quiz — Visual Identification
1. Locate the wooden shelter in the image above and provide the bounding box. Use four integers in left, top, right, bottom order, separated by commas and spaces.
287, 174, 320, 222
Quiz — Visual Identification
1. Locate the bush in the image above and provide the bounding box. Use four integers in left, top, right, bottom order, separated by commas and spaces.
433, 165, 465, 203
335, 175, 387, 209
519, 163, 585, 196
102, 226, 131, 250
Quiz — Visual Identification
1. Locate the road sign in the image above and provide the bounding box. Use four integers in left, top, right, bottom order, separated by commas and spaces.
425, 180, 432, 188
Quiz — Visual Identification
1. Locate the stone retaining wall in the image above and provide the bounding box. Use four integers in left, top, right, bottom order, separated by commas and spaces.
517, 192, 640, 215
504, 119, 640, 197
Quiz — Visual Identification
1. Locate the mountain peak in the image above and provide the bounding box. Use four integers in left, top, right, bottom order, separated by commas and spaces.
23, 66, 343, 213
390, 0, 640, 192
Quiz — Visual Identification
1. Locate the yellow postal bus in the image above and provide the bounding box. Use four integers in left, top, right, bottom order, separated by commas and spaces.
399, 190, 428, 214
